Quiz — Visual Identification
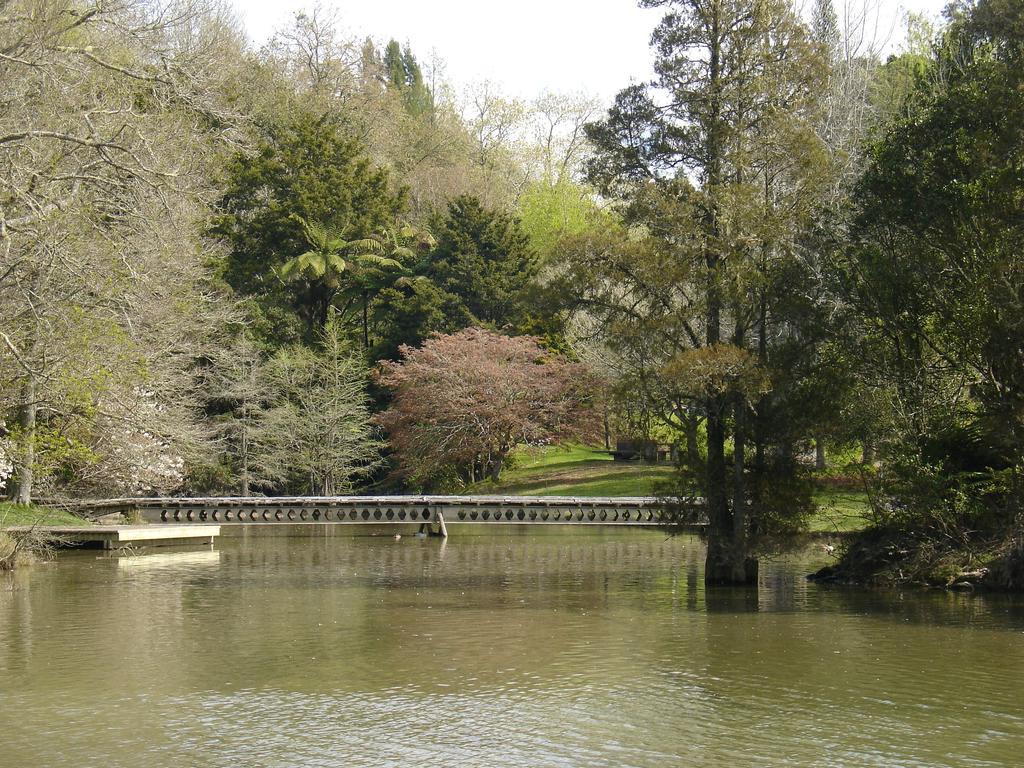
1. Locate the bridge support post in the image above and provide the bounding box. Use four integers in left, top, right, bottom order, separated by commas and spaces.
417, 512, 448, 538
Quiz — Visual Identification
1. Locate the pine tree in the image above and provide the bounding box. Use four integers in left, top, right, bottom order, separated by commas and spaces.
382, 39, 434, 116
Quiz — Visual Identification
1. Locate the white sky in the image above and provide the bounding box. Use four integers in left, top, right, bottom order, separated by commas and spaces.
230, 0, 951, 103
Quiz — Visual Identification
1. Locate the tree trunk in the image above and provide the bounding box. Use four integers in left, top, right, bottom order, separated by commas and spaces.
815, 437, 826, 471
489, 453, 504, 482
240, 450, 250, 496
732, 398, 747, 571
685, 412, 700, 465
754, 291, 768, 474
603, 402, 611, 451
10, 374, 37, 505
240, 416, 250, 496
704, 400, 742, 585
862, 441, 874, 465
362, 290, 369, 349
700, 4, 754, 586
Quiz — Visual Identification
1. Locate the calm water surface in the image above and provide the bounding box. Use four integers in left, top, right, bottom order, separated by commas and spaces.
2, 528, 1023, 767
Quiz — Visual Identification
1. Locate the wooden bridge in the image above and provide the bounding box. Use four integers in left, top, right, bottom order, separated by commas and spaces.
63, 496, 696, 534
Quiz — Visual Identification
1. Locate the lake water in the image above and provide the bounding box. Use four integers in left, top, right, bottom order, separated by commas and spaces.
2, 528, 1023, 767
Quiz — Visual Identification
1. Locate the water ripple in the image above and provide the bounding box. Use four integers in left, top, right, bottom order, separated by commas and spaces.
1, 531, 1023, 767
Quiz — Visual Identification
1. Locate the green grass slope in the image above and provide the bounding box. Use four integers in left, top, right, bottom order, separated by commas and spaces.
468, 444, 870, 531
469, 445, 675, 497
0, 502, 89, 527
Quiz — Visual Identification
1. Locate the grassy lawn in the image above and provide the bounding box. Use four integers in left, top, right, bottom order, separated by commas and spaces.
469, 444, 675, 497
809, 488, 872, 532
469, 444, 873, 531
0, 502, 90, 527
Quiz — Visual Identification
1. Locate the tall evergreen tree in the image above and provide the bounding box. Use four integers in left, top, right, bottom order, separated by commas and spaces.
425, 195, 537, 330
812, 0, 841, 62
838, 0, 1024, 533
382, 39, 434, 116
584, 0, 827, 584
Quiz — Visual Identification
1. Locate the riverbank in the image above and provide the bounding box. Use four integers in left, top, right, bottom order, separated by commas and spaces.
1, 503, 91, 569
810, 524, 1024, 591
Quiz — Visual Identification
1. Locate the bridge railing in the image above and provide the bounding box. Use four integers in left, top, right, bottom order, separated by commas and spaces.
41, 495, 705, 527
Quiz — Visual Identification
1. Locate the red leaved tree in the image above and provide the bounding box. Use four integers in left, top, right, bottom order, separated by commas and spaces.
377, 328, 598, 487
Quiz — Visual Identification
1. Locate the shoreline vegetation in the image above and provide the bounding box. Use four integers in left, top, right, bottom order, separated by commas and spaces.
0, 502, 79, 570
810, 527, 1024, 591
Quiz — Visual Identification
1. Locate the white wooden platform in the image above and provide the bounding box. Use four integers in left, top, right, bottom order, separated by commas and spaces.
5, 525, 220, 549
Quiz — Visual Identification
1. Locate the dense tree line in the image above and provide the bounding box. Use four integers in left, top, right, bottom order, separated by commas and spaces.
1, 0, 1020, 586
0, 0, 606, 501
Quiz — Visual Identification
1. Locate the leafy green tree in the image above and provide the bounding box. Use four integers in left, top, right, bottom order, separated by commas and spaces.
837, 0, 1024, 538
369, 280, 472, 362
214, 112, 405, 343
278, 217, 402, 338
368, 196, 559, 360
517, 178, 607, 265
